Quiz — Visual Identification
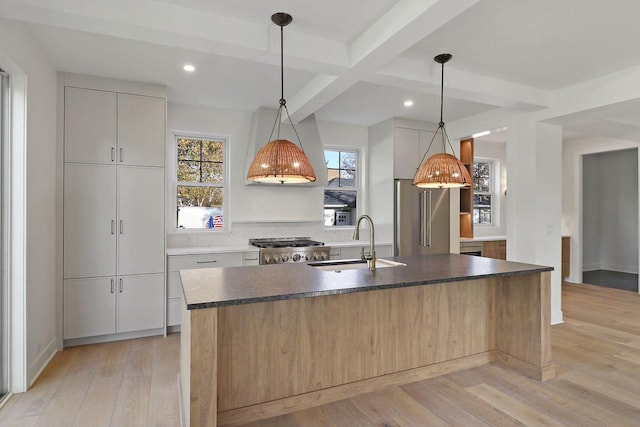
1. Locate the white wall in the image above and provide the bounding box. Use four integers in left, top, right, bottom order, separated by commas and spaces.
598, 150, 639, 273
166, 102, 370, 248
581, 149, 638, 274
0, 18, 58, 390
582, 154, 601, 270
449, 110, 564, 325
473, 140, 507, 237
562, 137, 640, 284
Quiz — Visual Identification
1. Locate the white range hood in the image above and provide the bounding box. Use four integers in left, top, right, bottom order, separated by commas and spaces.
244, 107, 327, 187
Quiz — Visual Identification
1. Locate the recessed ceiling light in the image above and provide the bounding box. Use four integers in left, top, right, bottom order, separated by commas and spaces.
404, 100, 414, 107
183, 64, 195, 72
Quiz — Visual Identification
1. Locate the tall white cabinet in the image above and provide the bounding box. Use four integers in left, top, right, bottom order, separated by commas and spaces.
63, 84, 165, 343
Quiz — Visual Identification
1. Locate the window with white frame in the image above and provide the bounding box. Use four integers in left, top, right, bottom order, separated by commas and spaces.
176, 135, 227, 230
473, 160, 493, 225
324, 148, 358, 226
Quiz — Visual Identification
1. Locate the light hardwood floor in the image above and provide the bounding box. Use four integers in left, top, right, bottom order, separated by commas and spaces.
2, 282, 640, 426
0, 333, 180, 427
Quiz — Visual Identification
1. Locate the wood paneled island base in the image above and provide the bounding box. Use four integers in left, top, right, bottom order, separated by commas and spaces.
179, 255, 553, 426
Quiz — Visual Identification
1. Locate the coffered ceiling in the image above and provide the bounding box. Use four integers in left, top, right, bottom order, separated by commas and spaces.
3, 0, 640, 141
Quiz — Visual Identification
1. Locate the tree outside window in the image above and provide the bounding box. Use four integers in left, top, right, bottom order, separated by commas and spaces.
324, 149, 358, 226
176, 136, 226, 229
473, 161, 493, 225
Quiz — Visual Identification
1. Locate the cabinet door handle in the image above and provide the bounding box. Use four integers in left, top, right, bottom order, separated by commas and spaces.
119, 147, 123, 163
111, 147, 115, 162
427, 190, 432, 247
244, 258, 258, 261
119, 278, 123, 293
111, 220, 115, 235
110, 279, 115, 294
196, 260, 217, 264
119, 220, 123, 234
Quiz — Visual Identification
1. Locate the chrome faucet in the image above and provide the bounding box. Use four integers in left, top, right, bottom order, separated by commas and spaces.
353, 214, 376, 271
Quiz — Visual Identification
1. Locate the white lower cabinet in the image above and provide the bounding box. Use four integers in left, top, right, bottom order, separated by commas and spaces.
64, 277, 116, 339
243, 251, 260, 266
166, 252, 244, 327
64, 273, 163, 340
117, 274, 164, 333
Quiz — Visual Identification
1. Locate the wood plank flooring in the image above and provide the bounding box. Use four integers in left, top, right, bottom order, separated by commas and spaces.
0, 334, 180, 427
2, 282, 640, 426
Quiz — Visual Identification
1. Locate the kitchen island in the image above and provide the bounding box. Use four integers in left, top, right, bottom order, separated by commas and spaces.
179, 254, 553, 427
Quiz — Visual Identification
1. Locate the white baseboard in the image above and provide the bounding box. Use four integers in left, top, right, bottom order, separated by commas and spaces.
599, 263, 639, 274
551, 310, 564, 325
29, 337, 58, 388
63, 328, 164, 348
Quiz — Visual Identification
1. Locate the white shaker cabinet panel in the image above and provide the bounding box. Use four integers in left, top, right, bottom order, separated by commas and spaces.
419, 130, 437, 159
64, 87, 116, 164
117, 166, 165, 275
64, 277, 116, 339
64, 163, 117, 278
393, 127, 420, 180
117, 274, 164, 333
117, 94, 165, 167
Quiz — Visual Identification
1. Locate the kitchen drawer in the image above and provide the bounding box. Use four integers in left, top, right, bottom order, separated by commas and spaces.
167, 298, 181, 327
243, 251, 260, 266
167, 252, 243, 272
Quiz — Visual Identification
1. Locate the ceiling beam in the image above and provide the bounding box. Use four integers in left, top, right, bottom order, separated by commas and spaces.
285, 0, 481, 122
369, 56, 550, 111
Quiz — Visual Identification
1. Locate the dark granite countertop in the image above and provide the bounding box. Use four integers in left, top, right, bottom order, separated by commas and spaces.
180, 254, 553, 310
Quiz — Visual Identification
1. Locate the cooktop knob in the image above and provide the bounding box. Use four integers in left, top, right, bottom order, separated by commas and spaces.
321, 252, 328, 260
264, 255, 271, 264
273, 255, 280, 263
305, 254, 311, 261
313, 253, 320, 260
292, 254, 301, 262
282, 255, 289, 262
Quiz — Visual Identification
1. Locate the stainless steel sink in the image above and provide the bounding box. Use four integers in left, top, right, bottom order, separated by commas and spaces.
308, 258, 406, 271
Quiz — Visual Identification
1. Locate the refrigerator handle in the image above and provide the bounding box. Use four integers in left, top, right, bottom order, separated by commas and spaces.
420, 190, 427, 247
427, 190, 433, 247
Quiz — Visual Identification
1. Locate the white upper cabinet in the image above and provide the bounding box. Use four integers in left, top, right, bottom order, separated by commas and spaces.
64, 163, 117, 279
117, 166, 165, 275
117, 93, 165, 167
64, 88, 165, 167
394, 127, 421, 179
64, 87, 117, 164
394, 127, 437, 180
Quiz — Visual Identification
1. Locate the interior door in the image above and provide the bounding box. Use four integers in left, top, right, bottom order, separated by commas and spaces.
117, 166, 164, 275
0, 70, 7, 398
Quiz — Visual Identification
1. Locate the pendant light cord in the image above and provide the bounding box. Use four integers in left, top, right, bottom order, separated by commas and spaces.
439, 60, 444, 126
280, 24, 285, 106
266, 19, 306, 154
414, 53, 462, 173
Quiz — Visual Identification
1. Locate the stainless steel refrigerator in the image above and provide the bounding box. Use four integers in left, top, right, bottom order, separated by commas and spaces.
394, 179, 450, 256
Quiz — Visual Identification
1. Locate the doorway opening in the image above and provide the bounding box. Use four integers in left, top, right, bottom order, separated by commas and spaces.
582, 148, 639, 292
0, 68, 8, 401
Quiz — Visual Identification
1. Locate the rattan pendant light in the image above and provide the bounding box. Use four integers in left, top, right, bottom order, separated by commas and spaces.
412, 54, 471, 188
247, 12, 316, 184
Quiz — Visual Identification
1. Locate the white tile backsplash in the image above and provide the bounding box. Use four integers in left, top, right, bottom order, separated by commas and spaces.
167, 221, 356, 249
